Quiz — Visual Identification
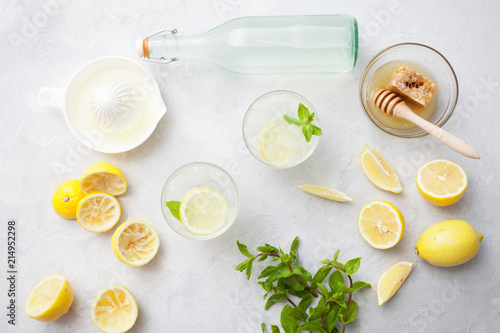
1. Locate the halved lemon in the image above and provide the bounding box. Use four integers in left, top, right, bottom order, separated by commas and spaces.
25, 275, 73, 322
112, 220, 160, 266
358, 201, 405, 249
297, 184, 354, 202
377, 261, 414, 306
360, 145, 403, 193
259, 120, 302, 167
77, 192, 121, 233
417, 159, 467, 206
91, 285, 138, 333
80, 162, 127, 196
179, 186, 228, 235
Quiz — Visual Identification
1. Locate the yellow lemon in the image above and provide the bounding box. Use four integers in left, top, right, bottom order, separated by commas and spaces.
91, 285, 138, 333
77, 192, 121, 233
52, 180, 85, 219
80, 162, 127, 196
360, 145, 403, 193
415, 220, 483, 267
377, 261, 413, 306
179, 186, 228, 235
112, 220, 160, 266
416, 159, 467, 206
297, 184, 354, 202
25, 275, 73, 322
358, 201, 405, 249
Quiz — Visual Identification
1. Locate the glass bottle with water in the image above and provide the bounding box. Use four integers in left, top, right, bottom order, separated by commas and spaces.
136, 15, 358, 74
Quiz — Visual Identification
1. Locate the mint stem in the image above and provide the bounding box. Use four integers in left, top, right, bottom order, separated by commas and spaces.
286, 296, 297, 308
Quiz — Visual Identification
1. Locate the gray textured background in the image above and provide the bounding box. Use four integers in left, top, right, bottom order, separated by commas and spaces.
1, 0, 499, 332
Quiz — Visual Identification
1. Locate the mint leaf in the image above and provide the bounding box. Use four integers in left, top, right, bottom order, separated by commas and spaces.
298, 294, 313, 311
237, 241, 254, 259
165, 201, 181, 221
311, 124, 322, 136
302, 125, 312, 142
283, 276, 305, 292
266, 267, 292, 283
328, 271, 344, 292
298, 103, 310, 122
305, 112, 315, 125
262, 322, 266, 333
235, 260, 249, 272
339, 300, 357, 324
333, 250, 340, 262
313, 265, 333, 284
344, 258, 361, 275
280, 305, 299, 333
289, 307, 308, 322
271, 325, 281, 333
297, 322, 325, 332
283, 115, 303, 126
246, 258, 254, 280
259, 266, 278, 279
325, 305, 341, 331
290, 237, 299, 262
351, 281, 371, 291
266, 293, 287, 310
257, 244, 279, 254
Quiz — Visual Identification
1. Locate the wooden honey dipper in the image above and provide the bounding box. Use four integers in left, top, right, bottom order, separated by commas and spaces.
372, 89, 480, 159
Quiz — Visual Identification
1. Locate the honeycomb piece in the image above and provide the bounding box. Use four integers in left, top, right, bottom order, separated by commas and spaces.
388, 65, 439, 109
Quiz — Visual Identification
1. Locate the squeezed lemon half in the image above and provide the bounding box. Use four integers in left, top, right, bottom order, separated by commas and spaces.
416, 159, 467, 206
91, 285, 138, 333
360, 145, 403, 193
179, 186, 228, 235
80, 162, 127, 196
358, 201, 405, 249
25, 275, 73, 322
377, 261, 413, 306
112, 220, 160, 266
77, 192, 121, 232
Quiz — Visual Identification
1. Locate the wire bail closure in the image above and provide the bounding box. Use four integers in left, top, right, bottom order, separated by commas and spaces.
143, 29, 178, 64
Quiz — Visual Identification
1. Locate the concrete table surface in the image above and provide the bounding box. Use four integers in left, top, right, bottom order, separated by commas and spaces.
1, 1, 499, 332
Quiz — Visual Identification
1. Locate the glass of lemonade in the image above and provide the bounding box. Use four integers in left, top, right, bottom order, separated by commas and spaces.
161, 162, 239, 240
243, 90, 320, 168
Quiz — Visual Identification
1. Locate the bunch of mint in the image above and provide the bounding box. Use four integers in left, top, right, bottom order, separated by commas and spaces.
236, 237, 370, 333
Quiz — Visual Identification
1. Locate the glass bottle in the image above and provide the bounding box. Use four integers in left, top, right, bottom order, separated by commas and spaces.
136, 15, 358, 74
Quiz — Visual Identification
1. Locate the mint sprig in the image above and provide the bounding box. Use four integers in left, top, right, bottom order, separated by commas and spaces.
283, 103, 322, 143
236, 237, 371, 333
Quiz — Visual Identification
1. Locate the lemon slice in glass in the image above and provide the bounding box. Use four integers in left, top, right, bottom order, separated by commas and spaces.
358, 201, 405, 249
25, 275, 73, 322
91, 286, 138, 333
77, 192, 121, 232
80, 162, 127, 196
112, 220, 160, 266
179, 186, 228, 235
259, 120, 302, 167
297, 184, 354, 202
417, 159, 467, 206
360, 145, 403, 193
377, 261, 413, 306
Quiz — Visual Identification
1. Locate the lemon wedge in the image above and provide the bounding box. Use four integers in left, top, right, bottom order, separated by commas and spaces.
179, 186, 228, 235
259, 120, 302, 167
358, 201, 405, 249
80, 162, 127, 196
52, 179, 86, 219
77, 192, 121, 232
297, 184, 354, 202
112, 220, 160, 266
25, 275, 73, 322
360, 145, 403, 193
417, 159, 467, 206
91, 286, 138, 333
377, 261, 413, 306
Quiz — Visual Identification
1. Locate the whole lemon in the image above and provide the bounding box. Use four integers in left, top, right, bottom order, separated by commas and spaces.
415, 220, 483, 267
52, 180, 85, 219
